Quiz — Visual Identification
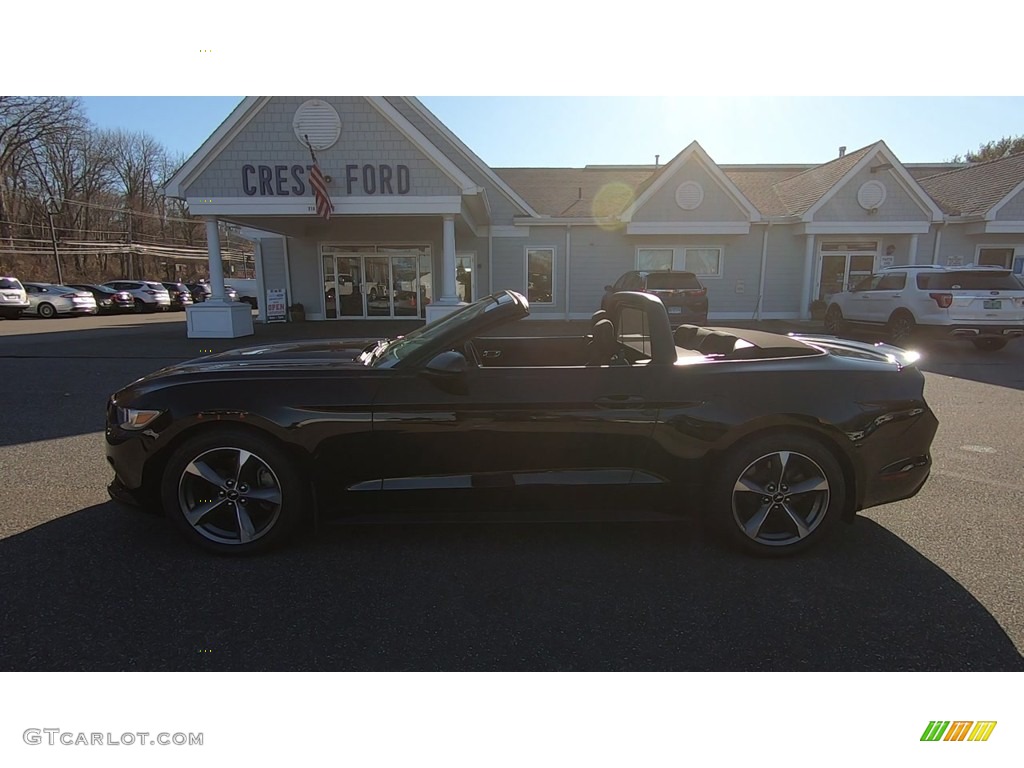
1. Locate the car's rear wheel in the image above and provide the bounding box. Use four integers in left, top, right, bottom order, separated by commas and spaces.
37, 302, 57, 319
886, 310, 916, 346
1, 309, 22, 320
709, 433, 846, 557
160, 429, 305, 555
972, 337, 1008, 352
824, 305, 846, 335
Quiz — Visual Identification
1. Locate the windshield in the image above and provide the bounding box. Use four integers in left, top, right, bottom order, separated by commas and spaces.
370, 293, 517, 367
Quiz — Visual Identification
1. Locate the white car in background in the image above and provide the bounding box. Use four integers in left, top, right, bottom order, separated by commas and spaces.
824, 265, 1024, 351
0, 276, 30, 319
23, 282, 98, 318
101, 280, 171, 312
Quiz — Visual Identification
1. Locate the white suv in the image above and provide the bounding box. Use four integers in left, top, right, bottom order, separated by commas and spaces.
824, 265, 1024, 351
102, 280, 171, 312
0, 276, 29, 319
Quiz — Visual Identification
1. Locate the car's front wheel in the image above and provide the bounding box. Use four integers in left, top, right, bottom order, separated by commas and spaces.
824, 305, 846, 335
709, 432, 847, 557
160, 429, 306, 555
972, 337, 1008, 352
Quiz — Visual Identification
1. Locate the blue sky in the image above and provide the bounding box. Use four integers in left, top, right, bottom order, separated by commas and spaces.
79, 96, 1024, 168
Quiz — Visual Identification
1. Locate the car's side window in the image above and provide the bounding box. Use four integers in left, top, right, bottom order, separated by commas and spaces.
876, 273, 906, 290
852, 275, 878, 292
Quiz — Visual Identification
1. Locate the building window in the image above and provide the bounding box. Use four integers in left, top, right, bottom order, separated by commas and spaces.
638, 248, 672, 271
977, 247, 1014, 268
682, 247, 722, 277
636, 247, 722, 277
526, 247, 554, 304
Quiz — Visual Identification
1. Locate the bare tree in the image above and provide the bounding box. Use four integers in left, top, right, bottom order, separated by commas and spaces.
0, 96, 81, 244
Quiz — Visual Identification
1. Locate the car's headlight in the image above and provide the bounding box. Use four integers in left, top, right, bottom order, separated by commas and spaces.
116, 407, 163, 430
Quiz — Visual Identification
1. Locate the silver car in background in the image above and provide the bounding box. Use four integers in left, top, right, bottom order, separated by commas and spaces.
23, 283, 98, 318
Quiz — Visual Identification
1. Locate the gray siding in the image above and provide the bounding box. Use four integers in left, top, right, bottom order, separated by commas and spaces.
938, 226, 1024, 266
633, 158, 748, 223
995, 187, 1024, 221
185, 97, 459, 199
814, 166, 931, 223
287, 239, 322, 316
259, 237, 287, 294
761, 226, 807, 316
565, 228, 765, 318
386, 98, 526, 226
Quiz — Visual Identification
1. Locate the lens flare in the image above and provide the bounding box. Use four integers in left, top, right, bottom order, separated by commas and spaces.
592, 182, 635, 230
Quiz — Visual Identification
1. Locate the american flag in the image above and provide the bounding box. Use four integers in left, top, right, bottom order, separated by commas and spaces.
304, 134, 334, 220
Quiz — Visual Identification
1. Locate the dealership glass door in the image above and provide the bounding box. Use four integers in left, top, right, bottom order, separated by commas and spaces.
321, 246, 431, 319
817, 243, 878, 303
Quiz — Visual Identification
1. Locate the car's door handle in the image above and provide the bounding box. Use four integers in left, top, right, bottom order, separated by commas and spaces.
481, 350, 502, 358
595, 395, 646, 407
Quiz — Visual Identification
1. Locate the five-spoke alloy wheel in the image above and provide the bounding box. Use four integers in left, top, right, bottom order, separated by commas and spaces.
710, 433, 846, 556
161, 429, 304, 554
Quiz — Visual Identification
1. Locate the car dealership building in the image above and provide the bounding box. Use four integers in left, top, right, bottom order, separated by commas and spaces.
164, 96, 1024, 337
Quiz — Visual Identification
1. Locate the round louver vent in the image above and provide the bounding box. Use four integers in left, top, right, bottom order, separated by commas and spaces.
293, 100, 341, 151
857, 180, 887, 210
675, 181, 704, 211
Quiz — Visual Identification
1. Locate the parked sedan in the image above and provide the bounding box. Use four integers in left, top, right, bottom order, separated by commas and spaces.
161, 282, 195, 311
23, 283, 98, 318
107, 290, 938, 558
66, 284, 135, 314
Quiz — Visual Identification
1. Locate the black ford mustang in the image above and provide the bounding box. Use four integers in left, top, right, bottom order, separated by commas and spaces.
106, 290, 938, 557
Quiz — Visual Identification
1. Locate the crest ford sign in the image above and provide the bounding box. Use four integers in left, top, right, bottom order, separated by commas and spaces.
241, 164, 411, 197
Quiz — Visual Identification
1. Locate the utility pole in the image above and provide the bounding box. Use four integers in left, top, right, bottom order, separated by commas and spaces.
46, 204, 63, 284
127, 208, 134, 279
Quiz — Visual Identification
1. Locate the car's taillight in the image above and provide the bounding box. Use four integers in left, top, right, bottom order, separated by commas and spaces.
929, 292, 953, 308
690, 288, 707, 297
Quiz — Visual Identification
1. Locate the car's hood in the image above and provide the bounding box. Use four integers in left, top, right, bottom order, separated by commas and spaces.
133, 338, 385, 385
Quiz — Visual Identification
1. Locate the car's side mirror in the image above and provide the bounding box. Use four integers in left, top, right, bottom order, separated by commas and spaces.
423, 351, 468, 394
425, 350, 467, 375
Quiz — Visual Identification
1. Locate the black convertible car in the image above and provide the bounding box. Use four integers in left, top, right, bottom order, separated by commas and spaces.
106, 290, 938, 557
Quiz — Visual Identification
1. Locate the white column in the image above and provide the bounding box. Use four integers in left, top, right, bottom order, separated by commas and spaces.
800, 234, 815, 320
436, 214, 460, 304
909, 234, 920, 265
205, 217, 227, 302
185, 215, 253, 338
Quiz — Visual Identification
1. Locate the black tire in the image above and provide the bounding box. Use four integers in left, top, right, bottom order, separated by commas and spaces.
823, 304, 846, 335
707, 432, 847, 557
972, 337, 1008, 352
886, 310, 916, 346
160, 428, 306, 555
1, 309, 22, 320
133, 298, 144, 313
37, 302, 57, 319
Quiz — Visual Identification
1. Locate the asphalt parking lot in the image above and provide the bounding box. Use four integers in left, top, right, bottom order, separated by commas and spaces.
0, 312, 1022, 671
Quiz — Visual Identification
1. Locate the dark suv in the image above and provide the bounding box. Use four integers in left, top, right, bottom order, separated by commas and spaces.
602, 270, 708, 325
